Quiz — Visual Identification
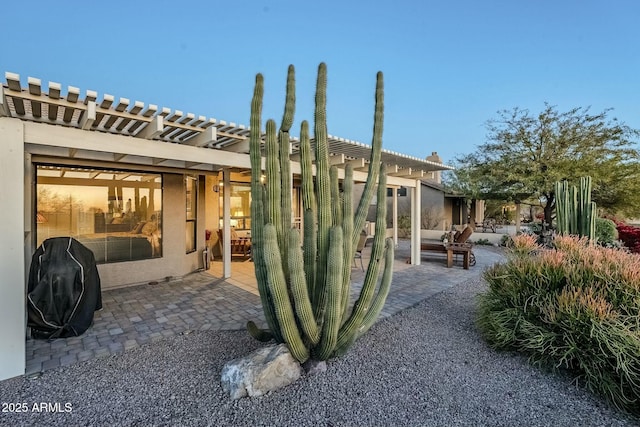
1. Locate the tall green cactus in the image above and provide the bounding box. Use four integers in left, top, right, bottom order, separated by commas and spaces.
555, 176, 596, 240
247, 63, 394, 362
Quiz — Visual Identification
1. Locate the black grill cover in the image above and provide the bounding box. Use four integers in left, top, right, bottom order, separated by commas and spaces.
28, 237, 102, 339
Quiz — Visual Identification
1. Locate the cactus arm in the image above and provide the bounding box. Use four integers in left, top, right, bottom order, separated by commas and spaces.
246, 321, 274, 342
249, 74, 283, 343
570, 185, 578, 234
299, 120, 317, 295
330, 166, 342, 226
263, 224, 310, 363
353, 71, 384, 247
278, 66, 296, 270
287, 228, 320, 346
581, 178, 596, 241
579, 177, 595, 239
313, 62, 331, 321
340, 163, 354, 320
265, 120, 282, 237
589, 202, 596, 241
280, 65, 296, 133
555, 181, 565, 234
315, 226, 344, 360
355, 238, 394, 337
279, 131, 291, 277
334, 237, 394, 356
336, 164, 388, 348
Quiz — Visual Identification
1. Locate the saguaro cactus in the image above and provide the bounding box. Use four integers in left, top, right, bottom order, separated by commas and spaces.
247, 63, 394, 362
555, 176, 596, 240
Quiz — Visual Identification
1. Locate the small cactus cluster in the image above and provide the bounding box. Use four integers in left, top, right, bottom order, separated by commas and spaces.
555, 176, 596, 240
247, 63, 394, 362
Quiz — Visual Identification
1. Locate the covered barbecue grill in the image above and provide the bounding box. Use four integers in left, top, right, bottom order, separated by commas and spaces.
27, 237, 102, 339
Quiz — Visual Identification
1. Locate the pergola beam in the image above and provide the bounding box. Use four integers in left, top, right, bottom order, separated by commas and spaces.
27, 77, 42, 118
0, 87, 11, 117
47, 82, 61, 121
63, 86, 80, 123
346, 158, 366, 169
79, 101, 96, 130
137, 115, 164, 140
6, 72, 24, 115
183, 125, 217, 147
329, 154, 345, 165
221, 139, 249, 153
390, 168, 410, 177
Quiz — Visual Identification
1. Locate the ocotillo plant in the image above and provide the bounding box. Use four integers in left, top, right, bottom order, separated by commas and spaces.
246, 63, 394, 362
555, 176, 596, 240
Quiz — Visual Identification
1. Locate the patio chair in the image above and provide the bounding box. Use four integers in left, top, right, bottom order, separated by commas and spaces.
483, 218, 504, 233
217, 228, 251, 260
353, 231, 369, 271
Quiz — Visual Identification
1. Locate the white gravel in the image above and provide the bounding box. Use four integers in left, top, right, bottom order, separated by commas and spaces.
1, 278, 637, 427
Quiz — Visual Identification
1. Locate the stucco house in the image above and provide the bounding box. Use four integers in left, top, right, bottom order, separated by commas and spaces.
385, 152, 483, 233
0, 71, 451, 380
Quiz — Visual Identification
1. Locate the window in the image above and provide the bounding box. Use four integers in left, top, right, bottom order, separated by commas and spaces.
217, 181, 299, 230
36, 165, 162, 263
387, 187, 407, 197
218, 183, 251, 230
185, 175, 197, 253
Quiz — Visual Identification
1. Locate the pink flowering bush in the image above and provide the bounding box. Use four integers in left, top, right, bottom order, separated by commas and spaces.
477, 235, 640, 415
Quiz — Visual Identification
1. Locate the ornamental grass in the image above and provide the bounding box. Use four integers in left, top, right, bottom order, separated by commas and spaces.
478, 234, 640, 415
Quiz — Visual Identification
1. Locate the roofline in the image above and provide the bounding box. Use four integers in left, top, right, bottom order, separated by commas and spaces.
2, 71, 453, 175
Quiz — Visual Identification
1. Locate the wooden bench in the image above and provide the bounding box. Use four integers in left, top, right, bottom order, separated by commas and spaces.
420, 241, 475, 269
420, 224, 476, 269
445, 243, 473, 269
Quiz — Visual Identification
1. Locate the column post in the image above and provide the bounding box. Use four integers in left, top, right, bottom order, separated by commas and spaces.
222, 169, 231, 278
410, 180, 422, 265
0, 118, 26, 380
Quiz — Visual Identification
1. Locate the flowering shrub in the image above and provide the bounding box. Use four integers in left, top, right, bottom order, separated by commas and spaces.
617, 223, 640, 254
477, 236, 640, 415
507, 233, 539, 256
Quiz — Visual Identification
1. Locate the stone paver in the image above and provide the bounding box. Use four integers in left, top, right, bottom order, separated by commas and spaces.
24, 240, 504, 375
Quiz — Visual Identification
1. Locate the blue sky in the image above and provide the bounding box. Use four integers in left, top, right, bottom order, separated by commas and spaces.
2, 1, 639, 165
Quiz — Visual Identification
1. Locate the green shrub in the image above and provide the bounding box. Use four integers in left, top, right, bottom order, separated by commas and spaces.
477, 235, 640, 415
398, 215, 411, 238
595, 218, 619, 246
474, 238, 491, 245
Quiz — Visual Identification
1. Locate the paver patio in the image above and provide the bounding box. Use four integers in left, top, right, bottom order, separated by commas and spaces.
24, 240, 505, 376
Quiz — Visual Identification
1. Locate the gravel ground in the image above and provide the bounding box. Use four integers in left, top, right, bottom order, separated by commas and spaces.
1, 278, 638, 427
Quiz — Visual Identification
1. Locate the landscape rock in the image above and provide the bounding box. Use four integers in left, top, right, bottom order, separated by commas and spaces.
220, 343, 302, 399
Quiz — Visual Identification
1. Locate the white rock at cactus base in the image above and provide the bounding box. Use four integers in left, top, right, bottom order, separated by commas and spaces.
220, 344, 303, 399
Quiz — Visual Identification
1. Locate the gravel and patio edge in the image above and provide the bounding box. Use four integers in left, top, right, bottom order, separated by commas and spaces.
1, 277, 637, 427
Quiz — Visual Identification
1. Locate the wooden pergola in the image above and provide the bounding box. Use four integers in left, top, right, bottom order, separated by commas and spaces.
1, 72, 448, 178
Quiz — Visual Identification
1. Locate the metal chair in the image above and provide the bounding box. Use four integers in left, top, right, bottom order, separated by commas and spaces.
353, 231, 369, 271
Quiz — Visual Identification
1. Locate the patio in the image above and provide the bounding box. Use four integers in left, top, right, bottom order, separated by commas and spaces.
24, 240, 505, 376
